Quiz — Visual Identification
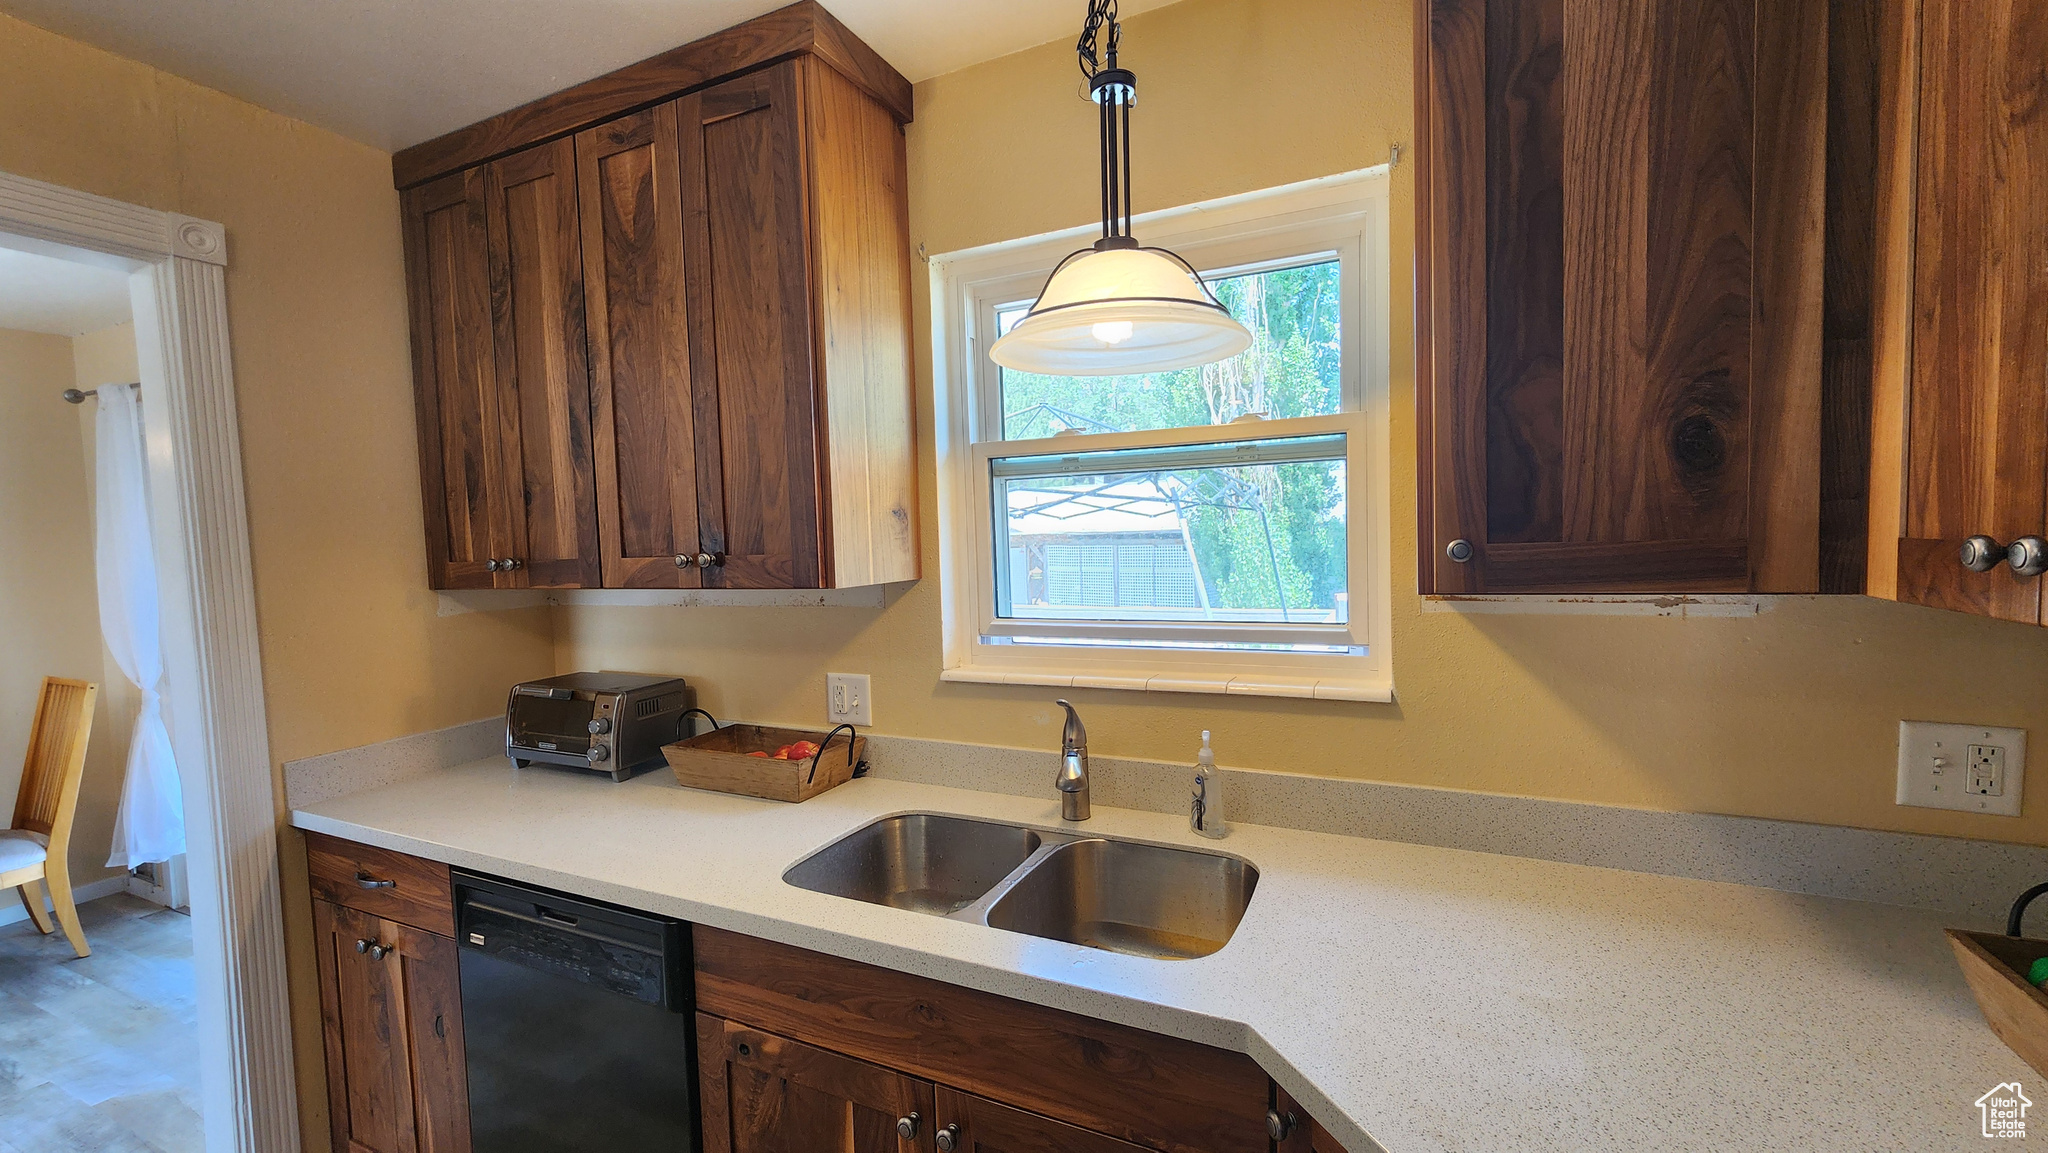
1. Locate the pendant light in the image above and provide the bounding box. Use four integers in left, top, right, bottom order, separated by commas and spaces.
987, 0, 1253, 377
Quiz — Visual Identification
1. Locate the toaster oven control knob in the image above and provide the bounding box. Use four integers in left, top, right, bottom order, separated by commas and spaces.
588, 718, 611, 735
586, 744, 611, 763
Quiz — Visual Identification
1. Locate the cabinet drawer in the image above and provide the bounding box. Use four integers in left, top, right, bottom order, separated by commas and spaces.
306, 831, 455, 936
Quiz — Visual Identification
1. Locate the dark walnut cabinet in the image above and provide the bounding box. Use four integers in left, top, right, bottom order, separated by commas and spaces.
1864, 0, 2048, 624
691, 925, 1344, 1153
306, 833, 470, 1153
1416, 0, 1833, 594
399, 1, 918, 591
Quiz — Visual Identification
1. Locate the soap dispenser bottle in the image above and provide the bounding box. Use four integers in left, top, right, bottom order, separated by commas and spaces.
1191, 730, 1226, 838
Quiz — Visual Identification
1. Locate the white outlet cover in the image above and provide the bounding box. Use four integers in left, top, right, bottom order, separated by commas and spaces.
1897, 720, 2026, 817
826, 672, 871, 727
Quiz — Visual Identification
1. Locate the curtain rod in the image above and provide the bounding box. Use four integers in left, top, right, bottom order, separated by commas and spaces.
62, 382, 139, 404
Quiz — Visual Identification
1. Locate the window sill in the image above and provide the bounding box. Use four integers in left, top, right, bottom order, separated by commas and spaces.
939, 665, 1392, 702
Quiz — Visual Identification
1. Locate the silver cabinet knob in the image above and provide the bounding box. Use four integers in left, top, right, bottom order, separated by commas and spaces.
1961, 535, 2009, 573
895, 1113, 919, 1140
695, 551, 722, 569
354, 938, 370, 954
369, 942, 392, 961
484, 558, 503, 572
1445, 539, 1475, 563
1267, 1108, 1298, 1141
2011, 537, 2048, 577
935, 1123, 960, 1152
673, 554, 695, 568
502, 557, 522, 570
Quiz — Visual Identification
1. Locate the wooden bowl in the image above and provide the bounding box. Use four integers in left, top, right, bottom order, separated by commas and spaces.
663, 724, 865, 803
1949, 928, 2048, 1076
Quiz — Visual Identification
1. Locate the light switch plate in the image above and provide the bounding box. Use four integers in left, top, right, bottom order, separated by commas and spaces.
826, 672, 871, 727
1897, 721, 2025, 816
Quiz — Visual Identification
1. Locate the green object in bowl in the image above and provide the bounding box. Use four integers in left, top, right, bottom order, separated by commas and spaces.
2028, 957, 2048, 988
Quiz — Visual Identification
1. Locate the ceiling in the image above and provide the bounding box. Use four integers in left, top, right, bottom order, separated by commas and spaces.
0, 0, 1186, 153
0, 245, 130, 336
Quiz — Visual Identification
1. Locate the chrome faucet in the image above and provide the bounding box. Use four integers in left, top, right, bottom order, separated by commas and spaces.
1053, 699, 1091, 821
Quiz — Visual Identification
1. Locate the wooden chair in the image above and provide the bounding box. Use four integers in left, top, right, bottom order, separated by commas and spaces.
2, 676, 99, 957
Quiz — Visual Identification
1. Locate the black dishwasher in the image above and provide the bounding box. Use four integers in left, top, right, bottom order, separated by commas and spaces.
453, 870, 698, 1152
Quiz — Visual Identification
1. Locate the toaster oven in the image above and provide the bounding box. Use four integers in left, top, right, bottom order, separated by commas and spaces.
505, 672, 694, 782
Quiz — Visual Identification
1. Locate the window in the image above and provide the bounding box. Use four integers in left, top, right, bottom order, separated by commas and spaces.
933, 171, 1391, 700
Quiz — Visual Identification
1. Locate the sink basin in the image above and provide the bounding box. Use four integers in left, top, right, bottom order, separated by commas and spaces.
783, 814, 1042, 916
786, 813, 1259, 960
984, 838, 1259, 960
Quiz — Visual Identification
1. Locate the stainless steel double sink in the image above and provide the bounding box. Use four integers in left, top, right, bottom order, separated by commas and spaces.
782, 813, 1258, 960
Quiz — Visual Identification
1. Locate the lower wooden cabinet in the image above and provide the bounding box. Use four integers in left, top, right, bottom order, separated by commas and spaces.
311, 897, 470, 1153
698, 1013, 934, 1152
693, 925, 1270, 1153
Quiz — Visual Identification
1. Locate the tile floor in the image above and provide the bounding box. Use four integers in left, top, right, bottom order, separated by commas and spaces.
0, 893, 202, 1153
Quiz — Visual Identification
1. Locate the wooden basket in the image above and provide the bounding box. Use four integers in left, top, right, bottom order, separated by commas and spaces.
663, 723, 865, 803
1949, 928, 2048, 1076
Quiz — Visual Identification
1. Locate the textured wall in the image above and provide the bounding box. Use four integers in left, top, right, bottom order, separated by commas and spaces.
557, 0, 2048, 850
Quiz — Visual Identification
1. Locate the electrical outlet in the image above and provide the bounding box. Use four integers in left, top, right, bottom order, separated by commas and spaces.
1897, 721, 2025, 816
826, 673, 871, 727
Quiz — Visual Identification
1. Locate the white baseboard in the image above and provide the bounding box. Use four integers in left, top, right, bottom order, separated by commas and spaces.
0, 875, 134, 929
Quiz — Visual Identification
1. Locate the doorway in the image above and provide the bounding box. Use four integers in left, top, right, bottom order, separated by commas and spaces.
0, 254, 199, 1147
0, 169, 299, 1152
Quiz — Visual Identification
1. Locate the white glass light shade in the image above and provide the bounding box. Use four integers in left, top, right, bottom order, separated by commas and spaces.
989, 245, 1254, 376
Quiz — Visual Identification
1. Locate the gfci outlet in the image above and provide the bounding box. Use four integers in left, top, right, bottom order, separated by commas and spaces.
1897, 721, 2026, 816
826, 673, 871, 727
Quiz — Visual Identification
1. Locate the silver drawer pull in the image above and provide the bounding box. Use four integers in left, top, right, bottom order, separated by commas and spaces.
354, 871, 396, 890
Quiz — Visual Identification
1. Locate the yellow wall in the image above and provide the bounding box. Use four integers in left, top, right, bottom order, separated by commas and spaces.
557, 0, 2048, 850
0, 326, 132, 918
0, 13, 556, 1146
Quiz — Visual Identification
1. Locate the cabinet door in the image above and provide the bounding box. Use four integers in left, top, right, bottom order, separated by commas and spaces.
697, 1014, 933, 1153
312, 901, 472, 1153
403, 168, 512, 590
932, 1088, 1152, 1153
677, 62, 826, 589
576, 105, 704, 589
1418, 0, 1827, 593
1867, 0, 2048, 622
484, 138, 601, 589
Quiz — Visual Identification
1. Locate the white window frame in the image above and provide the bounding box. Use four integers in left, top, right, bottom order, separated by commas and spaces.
931, 169, 1393, 701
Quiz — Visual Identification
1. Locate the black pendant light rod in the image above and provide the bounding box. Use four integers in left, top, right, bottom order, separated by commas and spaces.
1079, 0, 1137, 249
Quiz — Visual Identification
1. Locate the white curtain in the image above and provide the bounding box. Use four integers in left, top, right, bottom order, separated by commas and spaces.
96, 386, 183, 868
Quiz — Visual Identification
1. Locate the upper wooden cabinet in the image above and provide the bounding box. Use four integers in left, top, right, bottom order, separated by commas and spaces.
1416, 0, 1831, 594
400, 2, 918, 591
403, 169, 503, 591
403, 142, 603, 591
483, 139, 603, 590
1866, 0, 2048, 623
576, 104, 703, 590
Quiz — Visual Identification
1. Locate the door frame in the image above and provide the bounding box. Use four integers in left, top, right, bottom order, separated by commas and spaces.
0, 168, 299, 1151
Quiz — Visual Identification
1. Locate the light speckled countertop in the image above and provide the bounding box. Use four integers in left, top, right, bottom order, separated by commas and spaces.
293, 759, 2019, 1152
